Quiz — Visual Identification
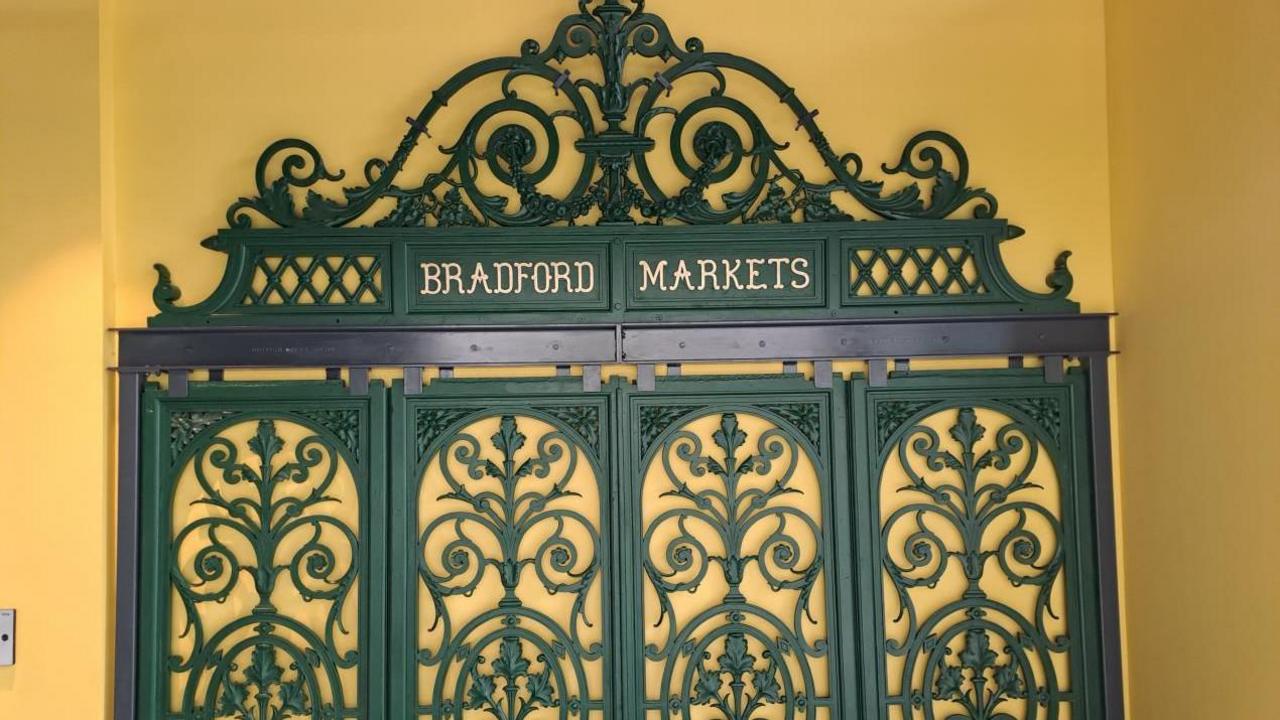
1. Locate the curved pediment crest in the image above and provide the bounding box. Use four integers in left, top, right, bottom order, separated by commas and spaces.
218, 0, 1003, 234
150, 0, 1076, 326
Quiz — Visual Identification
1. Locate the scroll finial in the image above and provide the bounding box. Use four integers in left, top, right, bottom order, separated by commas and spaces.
152, 263, 182, 310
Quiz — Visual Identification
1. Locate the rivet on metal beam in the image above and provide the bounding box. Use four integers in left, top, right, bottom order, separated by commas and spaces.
637, 364, 656, 392
893, 358, 910, 375
439, 367, 455, 379
1044, 355, 1065, 384
404, 367, 424, 396
1009, 356, 1026, 369
349, 367, 370, 396
168, 369, 189, 398
813, 360, 833, 389
782, 361, 798, 375
869, 359, 889, 388
582, 365, 601, 393
666, 363, 682, 377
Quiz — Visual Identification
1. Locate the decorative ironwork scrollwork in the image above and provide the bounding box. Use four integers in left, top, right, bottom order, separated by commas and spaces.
416, 413, 604, 718
219, 0, 999, 231
641, 410, 828, 718
167, 417, 361, 719
879, 406, 1069, 719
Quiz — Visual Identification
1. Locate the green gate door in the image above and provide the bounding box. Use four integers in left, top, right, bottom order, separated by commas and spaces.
621, 375, 851, 719
135, 369, 1105, 719
391, 377, 615, 720
853, 369, 1105, 720
390, 373, 850, 719
139, 380, 389, 720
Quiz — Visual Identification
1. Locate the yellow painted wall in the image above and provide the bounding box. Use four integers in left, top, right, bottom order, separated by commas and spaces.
0, 1, 1126, 718
1106, 1, 1280, 716
0, 0, 112, 718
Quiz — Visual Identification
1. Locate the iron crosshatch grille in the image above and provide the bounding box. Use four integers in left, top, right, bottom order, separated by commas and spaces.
113, 1, 1123, 718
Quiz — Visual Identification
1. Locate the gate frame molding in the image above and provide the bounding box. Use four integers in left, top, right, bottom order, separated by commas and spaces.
112, 1, 1123, 718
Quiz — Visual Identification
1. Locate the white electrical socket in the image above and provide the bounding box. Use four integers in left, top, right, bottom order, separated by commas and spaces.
0, 609, 14, 666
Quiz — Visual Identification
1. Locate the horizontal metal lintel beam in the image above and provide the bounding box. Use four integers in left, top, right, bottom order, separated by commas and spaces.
116, 314, 1112, 370
619, 314, 1112, 363
117, 327, 617, 370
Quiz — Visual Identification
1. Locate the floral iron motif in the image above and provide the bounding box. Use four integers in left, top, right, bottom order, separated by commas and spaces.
417, 414, 602, 717
643, 411, 826, 717
462, 636, 558, 719
930, 626, 1027, 720
169, 418, 360, 719
219, 0, 999, 232
882, 407, 1067, 719
170, 410, 235, 462
215, 643, 312, 720
690, 631, 785, 720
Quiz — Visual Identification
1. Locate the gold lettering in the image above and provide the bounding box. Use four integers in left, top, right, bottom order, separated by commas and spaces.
420, 262, 442, 296
639, 260, 668, 291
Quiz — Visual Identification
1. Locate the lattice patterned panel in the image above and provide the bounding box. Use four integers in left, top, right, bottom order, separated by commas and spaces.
163, 415, 365, 719
875, 403, 1072, 720
849, 246, 986, 298
241, 253, 384, 306
637, 408, 832, 719
414, 411, 606, 719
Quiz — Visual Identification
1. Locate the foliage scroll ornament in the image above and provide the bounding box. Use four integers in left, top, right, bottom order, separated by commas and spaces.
212, 0, 1002, 235
168, 418, 360, 719
881, 407, 1068, 719
643, 411, 827, 718
416, 414, 603, 718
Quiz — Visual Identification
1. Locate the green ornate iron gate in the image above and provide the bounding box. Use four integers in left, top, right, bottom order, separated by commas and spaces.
139, 382, 389, 720
131, 370, 1107, 720
113, 1, 1123, 718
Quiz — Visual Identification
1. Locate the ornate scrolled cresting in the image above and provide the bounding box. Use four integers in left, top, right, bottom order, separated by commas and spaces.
146, 0, 1080, 325
215, 0, 1002, 233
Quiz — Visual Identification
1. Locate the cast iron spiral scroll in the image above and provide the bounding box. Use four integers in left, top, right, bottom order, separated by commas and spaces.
880, 406, 1069, 720
417, 414, 603, 719
169, 418, 361, 720
643, 411, 827, 719
219, 0, 999, 235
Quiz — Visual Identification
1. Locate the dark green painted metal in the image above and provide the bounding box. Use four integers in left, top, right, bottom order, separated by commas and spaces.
139, 381, 388, 720
391, 377, 614, 720
622, 375, 850, 719
216, 2, 997, 230
150, 222, 1073, 326
134, 369, 1107, 719
147, 0, 1077, 328
850, 369, 1106, 719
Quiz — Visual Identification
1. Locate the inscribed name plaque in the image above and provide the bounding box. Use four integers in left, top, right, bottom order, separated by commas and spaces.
409, 243, 609, 312
626, 239, 825, 308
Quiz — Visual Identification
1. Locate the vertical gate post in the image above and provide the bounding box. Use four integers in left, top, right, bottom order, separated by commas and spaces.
1086, 354, 1125, 718
114, 371, 143, 720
